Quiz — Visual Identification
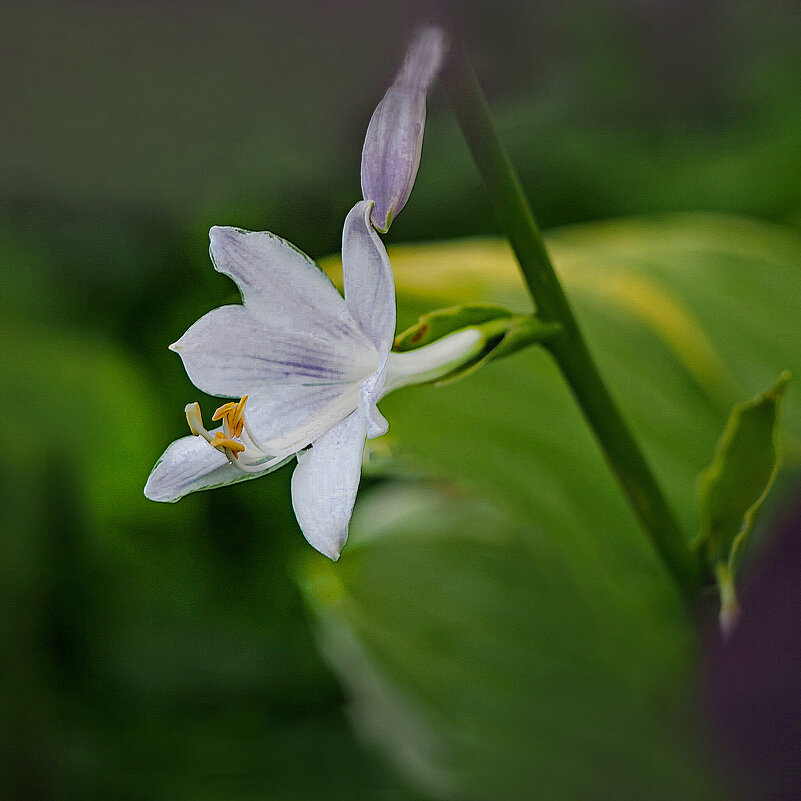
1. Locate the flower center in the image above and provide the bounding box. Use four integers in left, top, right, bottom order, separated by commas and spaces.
184, 395, 287, 476
186, 396, 249, 457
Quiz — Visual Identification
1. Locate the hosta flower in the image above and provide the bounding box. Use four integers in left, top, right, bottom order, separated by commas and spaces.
361, 27, 446, 233
145, 200, 485, 559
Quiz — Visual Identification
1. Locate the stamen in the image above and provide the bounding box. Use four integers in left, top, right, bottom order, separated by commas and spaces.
211, 401, 238, 422
185, 402, 208, 437
184, 397, 268, 470
212, 395, 248, 439
209, 432, 246, 456
230, 395, 248, 438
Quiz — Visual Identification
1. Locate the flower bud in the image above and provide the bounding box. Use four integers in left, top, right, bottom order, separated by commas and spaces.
361, 27, 447, 233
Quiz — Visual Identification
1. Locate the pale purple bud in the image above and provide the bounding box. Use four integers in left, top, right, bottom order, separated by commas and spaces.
361, 27, 447, 233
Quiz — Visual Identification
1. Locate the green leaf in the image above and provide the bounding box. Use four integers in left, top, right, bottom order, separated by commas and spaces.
309, 215, 801, 800
302, 485, 715, 800
696, 372, 790, 580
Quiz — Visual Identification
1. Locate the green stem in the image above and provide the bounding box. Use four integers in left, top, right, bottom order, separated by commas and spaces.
440, 43, 700, 602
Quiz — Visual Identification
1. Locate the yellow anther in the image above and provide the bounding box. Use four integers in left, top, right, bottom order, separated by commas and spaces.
211, 401, 239, 422
209, 432, 246, 457
185, 402, 206, 437
212, 395, 248, 439
230, 395, 248, 437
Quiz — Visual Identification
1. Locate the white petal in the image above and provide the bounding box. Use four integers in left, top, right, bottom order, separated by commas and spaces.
364, 403, 389, 439
144, 434, 285, 502
290, 408, 368, 560
245, 381, 363, 458
209, 225, 353, 333
342, 201, 397, 356
359, 370, 389, 439
170, 304, 379, 398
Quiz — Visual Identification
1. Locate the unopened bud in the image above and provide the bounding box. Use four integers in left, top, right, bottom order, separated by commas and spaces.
361, 27, 447, 233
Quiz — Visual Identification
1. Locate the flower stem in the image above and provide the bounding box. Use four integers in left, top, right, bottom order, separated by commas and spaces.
440, 43, 700, 602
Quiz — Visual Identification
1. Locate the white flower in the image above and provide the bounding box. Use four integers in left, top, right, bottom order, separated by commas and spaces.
144, 199, 483, 559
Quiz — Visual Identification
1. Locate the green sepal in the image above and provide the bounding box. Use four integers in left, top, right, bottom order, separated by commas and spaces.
393, 304, 561, 385
696, 371, 791, 578
393, 304, 517, 351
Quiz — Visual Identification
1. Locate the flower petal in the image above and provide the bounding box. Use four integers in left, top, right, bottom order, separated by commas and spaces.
342, 201, 396, 356
209, 225, 355, 334
290, 407, 368, 560
144, 434, 288, 503
359, 368, 389, 439
361, 26, 446, 232
170, 304, 379, 398
244, 381, 363, 458
364, 402, 389, 439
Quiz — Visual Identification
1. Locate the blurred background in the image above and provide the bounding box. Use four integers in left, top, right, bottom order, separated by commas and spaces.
3, 1, 801, 799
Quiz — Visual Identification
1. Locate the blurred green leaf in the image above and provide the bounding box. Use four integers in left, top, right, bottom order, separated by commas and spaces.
696, 372, 790, 634
302, 485, 715, 800
0, 316, 168, 531
697, 372, 790, 573
305, 214, 801, 800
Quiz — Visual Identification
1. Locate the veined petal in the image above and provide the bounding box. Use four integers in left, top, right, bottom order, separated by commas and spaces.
170, 304, 379, 398
244, 381, 363, 458
290, 407, 368, 560
209, 225, 356, 335
144, 434, 289, 503
361, 27, 446, 232
342, 201, 396, 357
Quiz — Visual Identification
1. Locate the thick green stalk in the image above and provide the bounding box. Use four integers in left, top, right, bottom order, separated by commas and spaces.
440, 45, 700, 601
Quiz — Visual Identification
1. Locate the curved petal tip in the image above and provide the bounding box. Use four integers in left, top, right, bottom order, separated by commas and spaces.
290, 410, 367, 561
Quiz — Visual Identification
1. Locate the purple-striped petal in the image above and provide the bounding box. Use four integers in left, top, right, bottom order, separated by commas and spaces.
170, 304, 379, 397
209, 225, 354, 332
